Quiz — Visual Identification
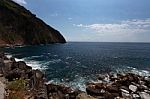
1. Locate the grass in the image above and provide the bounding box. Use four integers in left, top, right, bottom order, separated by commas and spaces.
7, 78, 27, 91
6, 78, 27, 99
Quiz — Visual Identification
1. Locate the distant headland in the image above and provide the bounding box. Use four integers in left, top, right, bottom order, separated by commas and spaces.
0, 0, 66, 47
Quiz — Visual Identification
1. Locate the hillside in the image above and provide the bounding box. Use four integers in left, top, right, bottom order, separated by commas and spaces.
0, 0, 66, 46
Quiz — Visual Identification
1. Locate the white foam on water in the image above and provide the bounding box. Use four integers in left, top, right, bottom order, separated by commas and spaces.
5, 54, 13, 59
48, 59, 62, 64
118, 66, 150, 77
14, 57, 47, 70
66, 56, 72, 60
25, 61, 43, 70
47, 77, 88, 92
15, 58, 24, 62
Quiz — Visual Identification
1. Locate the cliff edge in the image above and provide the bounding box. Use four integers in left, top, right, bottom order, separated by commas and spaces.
0, 0, 66, 46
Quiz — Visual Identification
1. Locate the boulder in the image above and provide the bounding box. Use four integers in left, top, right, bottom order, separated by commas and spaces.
132, 94, 140, 98
121, 92, 131, 99
76, 93, 96, 99
5, 68, 24, 81
120, 89, 129, 94
139, 92, 150, 99
129, 85, 137, 92
86, 83, 105, 96
0, 52, 5, 58
34, 69, 44, 79
106, 85, 119, 93
12, 61, 27, 70
103, 92, 119, 99
10, 57, 16, 62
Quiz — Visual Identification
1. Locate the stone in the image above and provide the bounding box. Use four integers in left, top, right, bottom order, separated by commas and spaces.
86, 85, 103, 96
4, 60, 13, 71
10, 57, 16, 62
120, 86, 129, 92
129, 85, 137, 92
132, 94, 140, 98
144, 76, 150, 82
0, 74, 3, 77
97, 74, 106, 80
106, 85, 119, 93
5, 68, 25, 81
139, 92, 150, 99
120, 89, 129, 94
0, 52, 4, 58
86, 83, 106, 96
34, 69, 44, 79
76, 93, 96, 99
18, 61, 28, 70
121, 92, 131, 99
104, 92, 119, 99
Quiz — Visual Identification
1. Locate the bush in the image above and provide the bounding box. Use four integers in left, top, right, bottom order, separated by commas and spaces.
7, 78, 27, 91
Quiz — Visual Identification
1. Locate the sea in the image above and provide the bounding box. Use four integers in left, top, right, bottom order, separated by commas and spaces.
2, 42, 150, 91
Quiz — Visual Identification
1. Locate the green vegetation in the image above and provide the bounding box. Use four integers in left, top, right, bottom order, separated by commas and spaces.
6, 78, 27, 99
7, 78, 27, 91
0, 0, 66, 46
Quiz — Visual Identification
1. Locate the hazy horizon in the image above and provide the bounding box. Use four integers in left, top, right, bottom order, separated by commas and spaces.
13, 0, 150, 42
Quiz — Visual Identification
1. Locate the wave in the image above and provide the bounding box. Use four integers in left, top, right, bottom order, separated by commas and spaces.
46, 76, 88, 92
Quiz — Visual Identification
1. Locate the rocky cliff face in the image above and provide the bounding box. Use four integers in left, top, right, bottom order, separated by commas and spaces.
0, 0, 66, 46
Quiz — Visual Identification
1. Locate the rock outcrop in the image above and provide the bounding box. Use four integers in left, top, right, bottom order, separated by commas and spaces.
0, 52, 150, 99
0, 0, 66, 46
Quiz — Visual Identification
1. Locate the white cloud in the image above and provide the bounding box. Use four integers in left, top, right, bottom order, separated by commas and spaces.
12, 0, 27, 5
75, 18, 150, 34
73, 18, 150, 42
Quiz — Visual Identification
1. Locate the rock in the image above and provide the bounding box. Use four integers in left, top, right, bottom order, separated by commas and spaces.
18, 61, 28, 70
46, 84, 79, 99
0, 0, 66, 46
104, 92, 119, 99
4, 60, 13, 71
48, 92, 65, 99
129, 85, 137, 92
121, 92, 131, 99
106, 85, 119, 93
139, 85, 149, 91
120, 86, 129, 92
0, 52, 4, 58
120, 89, 129, 94
86, 83, 105, 96
34, 69, 44, 79
10, 57, 16, 62
76, 93, 96, 99
26, 65, 32, 70
139, 92, 150, 99
5, 68, 25, 81
109, 73, 118, 81
144, 76, 150, 82
12, 61, 27, 70
97, 74, 105, 80
132, 94, 140, 98
0, 74, 3, 77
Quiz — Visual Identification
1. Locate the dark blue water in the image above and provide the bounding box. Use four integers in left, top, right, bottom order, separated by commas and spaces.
2, 42, 150, 90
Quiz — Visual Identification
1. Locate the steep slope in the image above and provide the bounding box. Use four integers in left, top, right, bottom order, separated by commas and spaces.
0, 0, 66, 46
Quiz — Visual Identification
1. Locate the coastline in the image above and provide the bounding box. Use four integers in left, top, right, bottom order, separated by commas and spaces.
0, 52, 150, 99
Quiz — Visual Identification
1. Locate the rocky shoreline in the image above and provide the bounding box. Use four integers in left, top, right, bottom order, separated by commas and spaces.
0, 52, 150, 99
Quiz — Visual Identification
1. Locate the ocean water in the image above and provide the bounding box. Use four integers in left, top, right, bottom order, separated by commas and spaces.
2, 42, 150, 91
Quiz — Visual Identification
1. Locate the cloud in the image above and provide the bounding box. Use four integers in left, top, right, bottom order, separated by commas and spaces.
75, 18, 150, 35
12, 0, 27, 5
73, 18, 150, 42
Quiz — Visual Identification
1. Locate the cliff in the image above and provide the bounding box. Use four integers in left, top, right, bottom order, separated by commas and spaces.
0, 0, 66, 46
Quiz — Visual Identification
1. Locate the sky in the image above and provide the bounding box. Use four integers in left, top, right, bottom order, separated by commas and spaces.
12, 0, 150, 42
